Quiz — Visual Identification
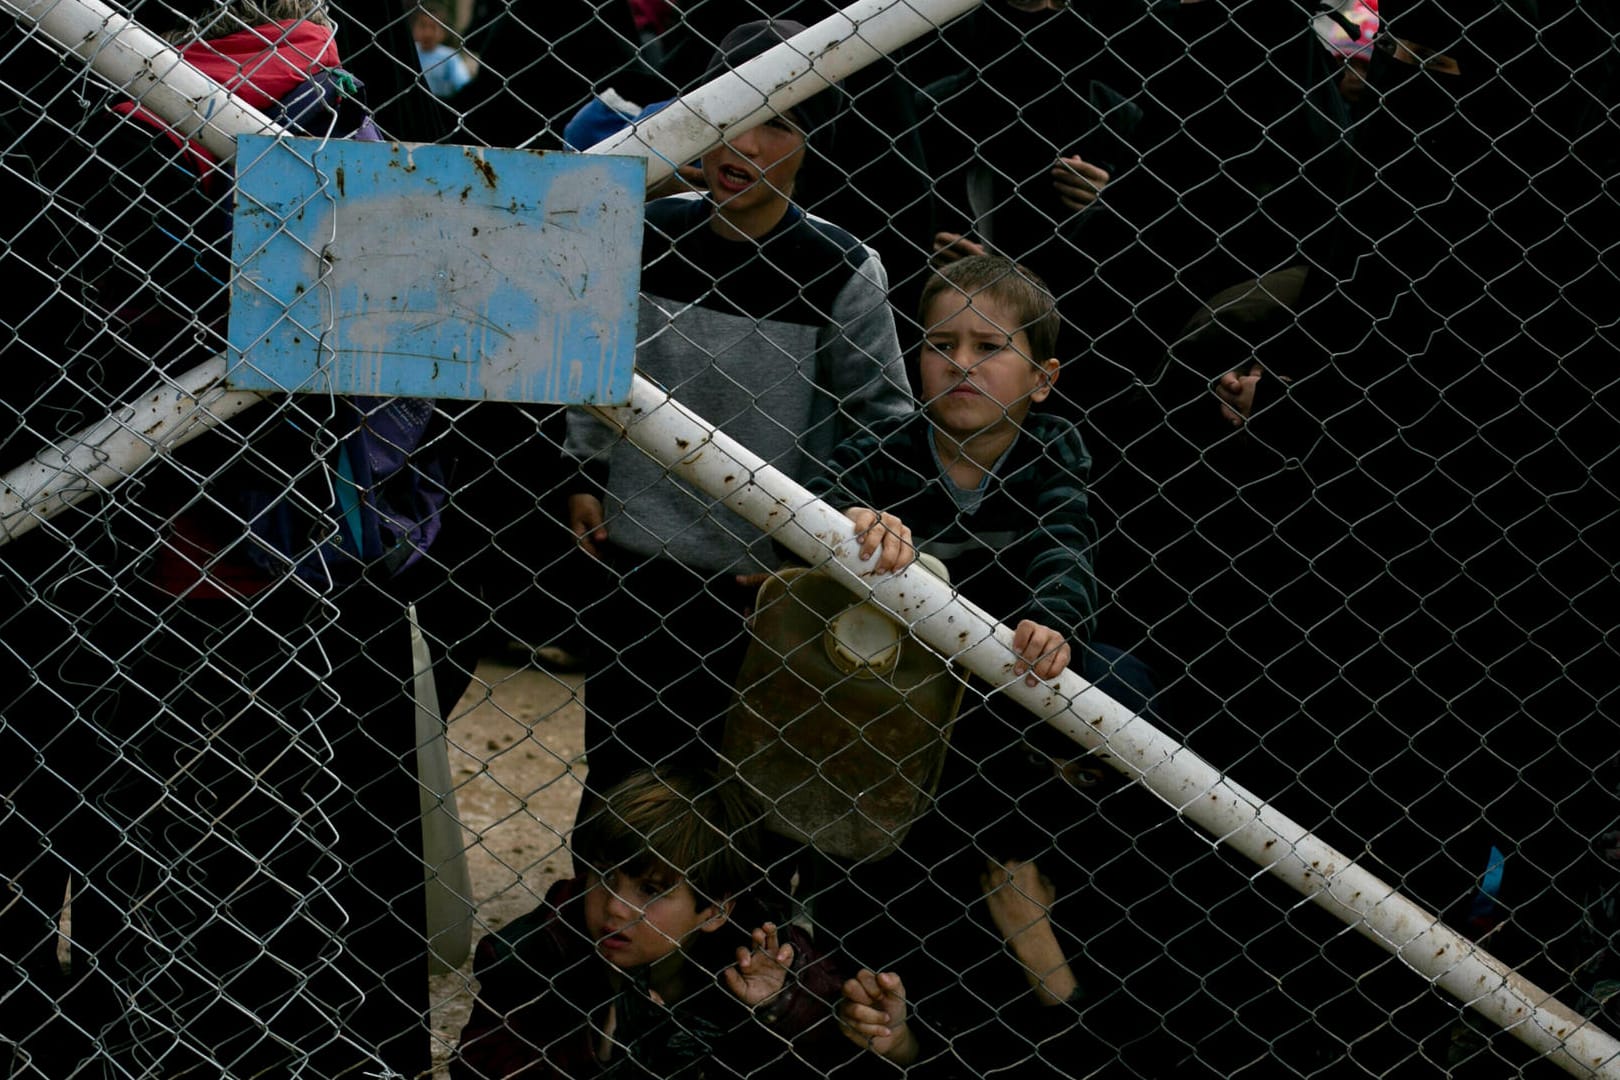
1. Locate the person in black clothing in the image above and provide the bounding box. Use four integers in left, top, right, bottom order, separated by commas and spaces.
1119, 2, 1620, 1072
453, 0, 651, 148
1, 5, 461, 1075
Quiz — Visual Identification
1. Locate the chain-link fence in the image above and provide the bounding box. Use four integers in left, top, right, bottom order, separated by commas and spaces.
3, 0, 1618, 1077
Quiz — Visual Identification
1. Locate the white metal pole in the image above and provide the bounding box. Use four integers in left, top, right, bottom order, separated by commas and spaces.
0, 355, 263, 542
586, 373, 1620, 1080
580, 0, 982, 185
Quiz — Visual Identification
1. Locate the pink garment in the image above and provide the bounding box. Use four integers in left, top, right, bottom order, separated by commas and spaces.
627, 0, 672, 34
1315, 0, 1379, 60
111, 20, 340, 176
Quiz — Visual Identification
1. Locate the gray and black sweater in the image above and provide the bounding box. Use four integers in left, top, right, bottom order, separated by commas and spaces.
564, 194, 912, 575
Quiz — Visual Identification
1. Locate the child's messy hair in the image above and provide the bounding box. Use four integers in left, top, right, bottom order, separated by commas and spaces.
571, 770, 764, 906
919, 255, 1061, 366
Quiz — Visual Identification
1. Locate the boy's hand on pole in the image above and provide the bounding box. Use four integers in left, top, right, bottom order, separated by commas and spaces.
1012, 620, 1070, 685
844, 507, 914, 575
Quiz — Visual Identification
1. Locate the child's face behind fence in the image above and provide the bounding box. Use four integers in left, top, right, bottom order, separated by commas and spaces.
919, 291, 1059, 439
583, 865, 726, 970
701, 115, 807, 238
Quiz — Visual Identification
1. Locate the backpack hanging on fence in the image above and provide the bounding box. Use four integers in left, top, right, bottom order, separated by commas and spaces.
723, 556, 965, 861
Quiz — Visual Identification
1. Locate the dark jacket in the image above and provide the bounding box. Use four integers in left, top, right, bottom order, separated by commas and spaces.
809, 410, 1099, 644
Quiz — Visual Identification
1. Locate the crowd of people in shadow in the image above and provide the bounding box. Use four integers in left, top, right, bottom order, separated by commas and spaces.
1, 0, 1618, 1076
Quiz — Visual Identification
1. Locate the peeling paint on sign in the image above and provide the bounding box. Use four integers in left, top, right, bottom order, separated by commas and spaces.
226, 136, 643, 404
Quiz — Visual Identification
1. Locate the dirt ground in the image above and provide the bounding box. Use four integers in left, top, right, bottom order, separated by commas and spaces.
425, 655, 588, 1078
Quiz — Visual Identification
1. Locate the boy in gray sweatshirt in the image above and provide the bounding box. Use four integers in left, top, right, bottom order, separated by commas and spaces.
563, 20, 913, 794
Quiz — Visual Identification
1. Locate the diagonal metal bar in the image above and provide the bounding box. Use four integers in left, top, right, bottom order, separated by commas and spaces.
579, 0, 982, 186
0, 354, 261, 542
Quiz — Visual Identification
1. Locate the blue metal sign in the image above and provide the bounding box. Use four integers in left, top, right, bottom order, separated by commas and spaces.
227, 136, 643, 404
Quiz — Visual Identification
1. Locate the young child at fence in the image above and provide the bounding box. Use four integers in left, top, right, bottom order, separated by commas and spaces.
411, 0, 472, 99
450, 768, 844, 1079
809, 254, 1156, 832
562, 19, 913, 800
805, 254, 1166, 1071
